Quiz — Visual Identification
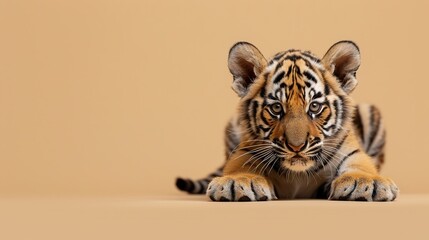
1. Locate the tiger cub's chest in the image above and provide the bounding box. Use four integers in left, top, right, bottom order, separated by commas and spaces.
269, 170, 330, 199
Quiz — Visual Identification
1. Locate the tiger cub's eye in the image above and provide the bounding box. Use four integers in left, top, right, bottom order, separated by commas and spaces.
309, 102, 322, 114
270, 103, 283, 115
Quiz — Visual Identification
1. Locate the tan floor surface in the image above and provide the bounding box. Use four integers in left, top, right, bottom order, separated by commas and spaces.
0, 194, 428, 240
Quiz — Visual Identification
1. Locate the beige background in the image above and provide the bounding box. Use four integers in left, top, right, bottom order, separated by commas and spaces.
0, 0, 428, 197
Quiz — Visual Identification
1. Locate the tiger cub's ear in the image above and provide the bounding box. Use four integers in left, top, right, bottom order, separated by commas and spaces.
228, 42, 267, 97
322, 41, 361, 94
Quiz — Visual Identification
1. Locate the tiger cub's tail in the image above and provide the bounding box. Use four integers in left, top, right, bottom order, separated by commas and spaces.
175, 166, 223, 194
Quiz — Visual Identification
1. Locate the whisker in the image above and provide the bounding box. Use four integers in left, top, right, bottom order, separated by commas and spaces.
253, 152, 274, 174
241, 147, 273, 169
260, 154, 278, 175
226, 139, 275, 159
232, 146, 273, 162
248, 149, 274, 172
268, 156, 280, 175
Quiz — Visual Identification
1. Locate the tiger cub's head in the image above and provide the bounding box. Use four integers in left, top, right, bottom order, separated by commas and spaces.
229, 41, 360, 172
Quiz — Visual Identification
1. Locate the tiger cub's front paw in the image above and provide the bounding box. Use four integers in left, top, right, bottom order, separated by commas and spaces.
206, 174, 277, 201
329, 172, 399, 201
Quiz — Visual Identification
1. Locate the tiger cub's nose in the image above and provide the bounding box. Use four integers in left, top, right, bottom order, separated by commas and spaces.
286, 141, 306, 152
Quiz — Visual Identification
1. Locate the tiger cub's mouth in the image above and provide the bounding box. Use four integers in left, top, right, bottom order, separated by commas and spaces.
282, 155, 315, 172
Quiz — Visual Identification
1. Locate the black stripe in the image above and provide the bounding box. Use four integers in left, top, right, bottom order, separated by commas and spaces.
230, 181, 235, 201
187, 179, 195, 192
301, 57, 317, 73
324, 84, 330, 95
251, 100, 260, 134
335, 149, 360, 177
333, 99, 340, 126
267, 93, 277, 100
302, 52, 321, 63
250, 181, 256, 197
338, 95, 348, 127
260, 110, 270, 125
322, 108, 332, 130
243, 99, 257, 138
258, 125, 270, 132
273, 71, 285, 84
175, 178, 188, 192
293, 65, 303, 76
305, 81, 311, 88
313, 92, 322, 99
260, 85, 266, 98
324, 98, 342, 135
372, 181, 378, 199
322, 100, 339, 132
243, 99, 251, 122
273, 52, 286, 61
309, 137, 321, 147
303, 71, 317, 83
285, 65, 293, 77
284, 55, 300, 62
322, 124, 336, 132
367, 106, 380, 151
274, 61, 284, 74
368, 131, 385, 157
338, 180, 357, 200
353, 106, 364, 142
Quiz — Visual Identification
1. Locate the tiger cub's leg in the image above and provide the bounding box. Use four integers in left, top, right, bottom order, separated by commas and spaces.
330, 105, 398, 201
206, 117, 278, 201
206, 148, 277, 201
207, 172, 277, 201
329, 152, 398, 201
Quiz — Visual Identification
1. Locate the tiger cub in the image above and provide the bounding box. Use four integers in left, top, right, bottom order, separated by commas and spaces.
176, 41, 398, 201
